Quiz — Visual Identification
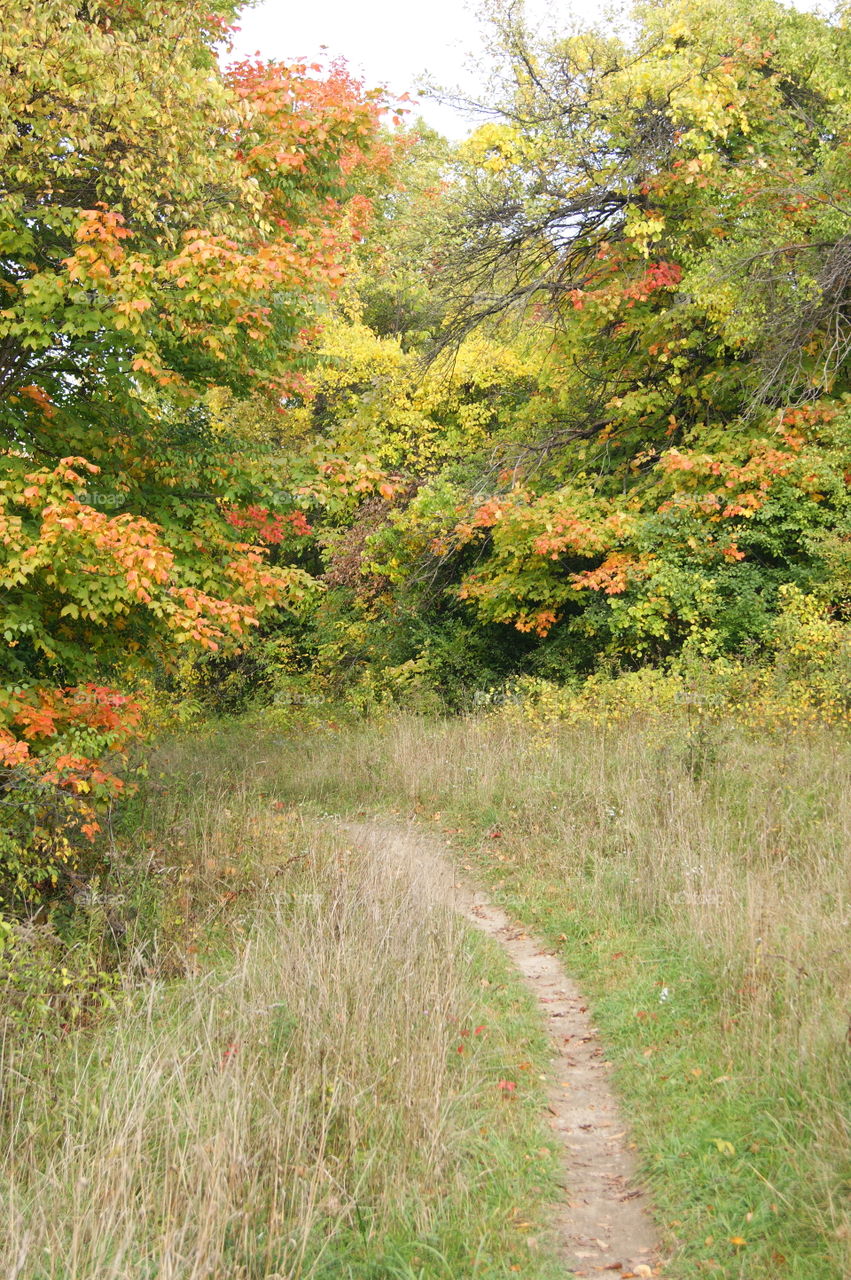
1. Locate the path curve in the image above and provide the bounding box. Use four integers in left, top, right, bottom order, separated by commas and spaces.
342, 819, 663, 1279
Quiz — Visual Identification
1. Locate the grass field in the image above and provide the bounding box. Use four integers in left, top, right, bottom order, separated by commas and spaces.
256, 711, 851, 1280
1, 751, 564, 1279
2, 710, 848, 1278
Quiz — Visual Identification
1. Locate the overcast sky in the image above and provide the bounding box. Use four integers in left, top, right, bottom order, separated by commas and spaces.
227, 0, 830, 139
227, 0, 605, 137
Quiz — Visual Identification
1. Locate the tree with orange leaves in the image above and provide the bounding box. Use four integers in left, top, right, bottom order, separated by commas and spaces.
0, 0, 387, 899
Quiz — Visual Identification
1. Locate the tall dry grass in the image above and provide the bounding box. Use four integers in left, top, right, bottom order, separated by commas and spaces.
270, 714, 850, 1062
0, 785, 555, 1279
5, 711, 846, 1278
250, 712, 850, 1276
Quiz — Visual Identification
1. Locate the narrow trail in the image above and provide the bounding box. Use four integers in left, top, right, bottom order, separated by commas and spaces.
343, 819, 663, 1279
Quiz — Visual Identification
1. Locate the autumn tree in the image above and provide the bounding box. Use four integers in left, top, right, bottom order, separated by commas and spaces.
262, 0, 849, 705
0, 0, 387, 895
364, 0, 851, 658
440, 0, 851, 398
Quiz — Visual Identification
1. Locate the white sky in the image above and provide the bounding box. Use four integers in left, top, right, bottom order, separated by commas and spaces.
227, 0, 605, 137
227, 0, 830, 139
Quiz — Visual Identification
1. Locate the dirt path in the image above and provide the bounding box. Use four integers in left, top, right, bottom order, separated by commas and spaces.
343, 819, 663, 1279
